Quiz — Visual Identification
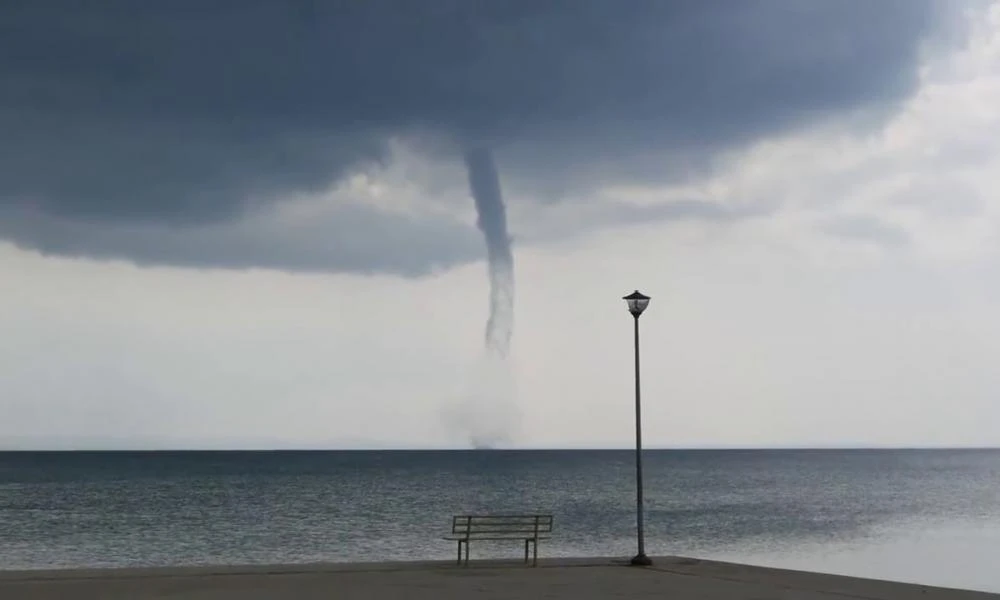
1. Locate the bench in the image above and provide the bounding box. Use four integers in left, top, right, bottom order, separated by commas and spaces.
444, 514, 553, 566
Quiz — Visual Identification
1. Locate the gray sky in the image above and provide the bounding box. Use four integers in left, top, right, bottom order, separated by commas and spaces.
1, 1, 998, 449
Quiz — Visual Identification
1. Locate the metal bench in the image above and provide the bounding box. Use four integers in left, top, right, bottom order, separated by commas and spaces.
444, 514, 553, 567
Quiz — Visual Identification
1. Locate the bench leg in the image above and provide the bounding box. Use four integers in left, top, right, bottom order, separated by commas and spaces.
465, 539, 470, 566
524, 539, 529, 564
457, 541, 462, 566
533, 538, 538, 567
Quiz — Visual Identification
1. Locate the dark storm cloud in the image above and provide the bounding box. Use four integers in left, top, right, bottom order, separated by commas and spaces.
0, 203, 482, 275
0, 0, 955, 272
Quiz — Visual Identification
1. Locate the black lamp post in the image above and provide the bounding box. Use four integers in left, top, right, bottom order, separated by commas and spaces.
623, 290, 652, 566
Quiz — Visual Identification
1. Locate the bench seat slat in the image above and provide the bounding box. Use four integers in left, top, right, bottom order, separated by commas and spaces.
455, 524, 552, 527
447, 531, 552, 536
444, 535, 551, 540
451, 532, 552, 536
456, 531, 550, 535
453, 515, 549, 519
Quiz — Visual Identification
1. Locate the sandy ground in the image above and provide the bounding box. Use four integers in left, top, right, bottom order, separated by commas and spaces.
1, 556, 996, 600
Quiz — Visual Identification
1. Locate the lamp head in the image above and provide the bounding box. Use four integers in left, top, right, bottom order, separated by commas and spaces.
623, 290, 650, 317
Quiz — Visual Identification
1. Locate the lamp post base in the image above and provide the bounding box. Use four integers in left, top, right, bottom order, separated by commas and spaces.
630, 554, 653, 566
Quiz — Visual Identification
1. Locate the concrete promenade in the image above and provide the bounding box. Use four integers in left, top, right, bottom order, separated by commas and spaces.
1, 556, 996, 600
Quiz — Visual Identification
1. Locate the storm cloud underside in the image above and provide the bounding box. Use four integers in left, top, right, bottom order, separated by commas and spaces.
0, 0, 960, 273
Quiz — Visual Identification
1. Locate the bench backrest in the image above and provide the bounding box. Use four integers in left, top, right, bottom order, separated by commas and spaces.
451, 514, 554, 538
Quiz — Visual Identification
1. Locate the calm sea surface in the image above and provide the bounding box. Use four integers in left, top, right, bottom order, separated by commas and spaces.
1, 450, 998, 591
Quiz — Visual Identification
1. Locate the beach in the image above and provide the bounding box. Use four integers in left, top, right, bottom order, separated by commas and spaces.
2, 557, 996, 600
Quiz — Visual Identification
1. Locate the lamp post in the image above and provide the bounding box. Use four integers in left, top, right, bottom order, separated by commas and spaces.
623, 290, 652, 567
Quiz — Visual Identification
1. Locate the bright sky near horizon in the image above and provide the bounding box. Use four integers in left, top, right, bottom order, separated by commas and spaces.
2, 1, 999, 449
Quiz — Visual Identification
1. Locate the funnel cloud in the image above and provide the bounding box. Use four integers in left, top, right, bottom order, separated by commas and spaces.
457, 149, 517, 448
464, 148, 515, 356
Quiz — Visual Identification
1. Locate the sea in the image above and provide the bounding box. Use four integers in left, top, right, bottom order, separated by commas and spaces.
1, 449, 999, 592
